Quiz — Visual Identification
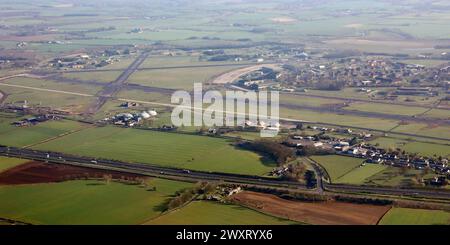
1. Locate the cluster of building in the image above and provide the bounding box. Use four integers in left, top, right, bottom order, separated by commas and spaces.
104, 110, 157, 127
235, 67, 280, 91
48, 47, 136, 70
281, 57, 447, 91
12, 114, 61, 127
284, 132, 449, 179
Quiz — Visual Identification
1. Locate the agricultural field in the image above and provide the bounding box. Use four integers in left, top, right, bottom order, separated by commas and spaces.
391, 123, 450, 140
379, 208, 450, 225
0, 178, 193, 225
145, 201, 297, 225
369, 137, 450, 157
0, 117, 88, 148
335, 164, 388, 185
128, 66, 246, 90
364, 167, 434, 187
32, 126, 276, 175
0, 157, 29, 173
62, 71, 122, 83
344, 102, 428, 117
140, 55, 247, 69
280, 107, 400, 131
310, 155, 365, 183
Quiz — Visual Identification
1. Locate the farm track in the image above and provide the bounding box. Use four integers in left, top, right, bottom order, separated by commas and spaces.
1, 146, 450, 201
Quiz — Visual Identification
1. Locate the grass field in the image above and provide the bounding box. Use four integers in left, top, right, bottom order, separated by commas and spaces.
310, 155, 364, 182
280, 107, 400, 131
365, 167, 434, 187
369, 137, 450, 157
145, 201, 297, 225
379, 208, 450, 225
0, 157, 29, 173
32, 126, 276, 175
0, 118, 88, 148
392, 123, 450, 140
335, 164, 388, 185
345, 102, 428, 117
0, 178, 192, 225
62, 71, 122, 83
128, 66, 245, 90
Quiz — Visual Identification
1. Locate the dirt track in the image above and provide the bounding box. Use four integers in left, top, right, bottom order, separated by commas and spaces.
0, 161, 143, 185
231, 191, 391, 225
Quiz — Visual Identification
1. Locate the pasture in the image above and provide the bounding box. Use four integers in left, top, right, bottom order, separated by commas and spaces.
0, 178, 193, 225
128, 66, 245, 90
145, 201, 296, 225
369, 137, 450, 157
0, 118, 88, 148
380, 208, 450, 225
335, 164, 388, 185
32, 126, 276, 175
310, 155, 364, 183
62, 71, 122, 83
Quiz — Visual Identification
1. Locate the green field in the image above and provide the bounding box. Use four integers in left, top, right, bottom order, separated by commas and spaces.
0, 157, 29, 173
380, 208, 450, 225
310, 155, 364, 182
32, 126, 276, 175
345, 102, 428, 117
145, 201, 297, 225
369, 137, 450, 157
365, 167, 434, 187
62, 71, 122, 83
0, 178, 192, 225
0, 118, 88, 148
335, 164, 388, 185
128, 66, 244, 90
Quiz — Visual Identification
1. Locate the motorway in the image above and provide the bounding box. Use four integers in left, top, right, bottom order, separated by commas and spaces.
1, 146, 449, 201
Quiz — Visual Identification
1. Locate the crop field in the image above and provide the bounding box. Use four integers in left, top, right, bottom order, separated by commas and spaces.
310, 155, 364, 183
145, 201, 296, 225
379, 208, 450, 225
0, 157, 29, 173
231, 191, 391, 225
0, 178, 193, 225
0, 118, 88, 148
32, 126, 276, 175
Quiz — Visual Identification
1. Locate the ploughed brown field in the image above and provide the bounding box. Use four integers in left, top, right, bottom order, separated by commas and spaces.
231, 191, 391, 225
0, 161, 142, 185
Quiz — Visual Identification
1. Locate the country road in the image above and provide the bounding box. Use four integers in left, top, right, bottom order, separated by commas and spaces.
1, 146, 449, 201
